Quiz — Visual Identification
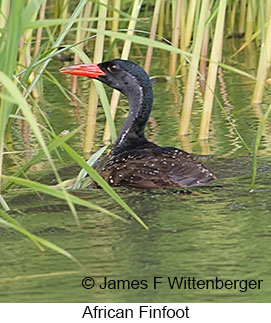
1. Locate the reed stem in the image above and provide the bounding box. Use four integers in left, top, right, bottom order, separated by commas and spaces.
238, 0, 247, 34
0, 0, 10, 32
251, 104, 271, 190
169, 0, 182, 77
102, 0, 143, 144
199, 0, 227, 140
158, 0, 165, 40
84, 0, 108, 158
179, 0, 187, 63
265, 3, 271, 67
184, 0, 197, 49
110, 0, 121, 57
229, 0, 238, 35
0, 0, 25, 192
252, 0, 268, 103
144, 0, 162, 73
179, 0, 209, 136
71, 2, 92, 95
245, 0, 255, 41
199, 9, 210, 94
34, 0, 47, 57
72, 10, 84, 95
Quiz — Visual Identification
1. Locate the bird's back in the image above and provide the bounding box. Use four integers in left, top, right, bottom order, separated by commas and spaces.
98, 146, 216, 189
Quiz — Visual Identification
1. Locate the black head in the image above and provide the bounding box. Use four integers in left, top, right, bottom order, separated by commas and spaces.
60, 59, 152, 98
97, 59, 151, 94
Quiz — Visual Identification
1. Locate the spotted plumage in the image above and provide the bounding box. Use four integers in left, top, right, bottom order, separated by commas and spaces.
98, 145, 215, 189
60, 59, 216, 189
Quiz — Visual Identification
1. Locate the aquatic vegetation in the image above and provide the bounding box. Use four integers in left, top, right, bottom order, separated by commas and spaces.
0, 0, 271, 261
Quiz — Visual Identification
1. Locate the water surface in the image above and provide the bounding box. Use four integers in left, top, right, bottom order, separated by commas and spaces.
1, 39, 271, 302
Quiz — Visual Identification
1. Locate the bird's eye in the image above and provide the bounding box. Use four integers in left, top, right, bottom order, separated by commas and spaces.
107, 64, 118, 73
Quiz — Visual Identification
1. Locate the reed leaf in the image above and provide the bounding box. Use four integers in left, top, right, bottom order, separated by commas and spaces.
60, 142, 149, 230
2, 126, 84, 191
0, 0, 26, 191
22, 0, 44, 23
0, 71, 81, 226
72, 145, 109, 190
24, 0, 88, 100
3, 176, 128, 224
67, 46, 117, 140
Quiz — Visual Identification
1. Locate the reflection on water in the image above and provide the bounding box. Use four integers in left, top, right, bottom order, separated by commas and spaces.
1, 156, 271, 302
2, 39, 271, 302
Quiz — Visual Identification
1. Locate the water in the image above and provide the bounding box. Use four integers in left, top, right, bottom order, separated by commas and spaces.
1, 40, 271, 302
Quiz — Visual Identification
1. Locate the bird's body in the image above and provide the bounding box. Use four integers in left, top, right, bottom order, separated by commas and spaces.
60, 59, 216, 189
98, 145, 214, 189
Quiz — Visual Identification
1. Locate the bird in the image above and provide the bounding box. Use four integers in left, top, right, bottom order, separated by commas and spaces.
60, 59, 216, 189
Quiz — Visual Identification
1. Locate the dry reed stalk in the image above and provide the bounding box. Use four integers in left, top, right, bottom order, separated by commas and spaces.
169, 0, 182, 76
18, 4, 41, 98
170, 0, 176, 28
165, 0, 170, 28
199, 0, 227, 140
199, 11, 210, 94
81, 1, 93, 33
76, 1, 93, 53
71, 11, 84, 94
83, 0, 108, 158
179, 0, 188, 73
199, 139, 211, 155
102, 0, 143, 144
178, 134, 193, 154
266, 0, 271, 28
179, 0, 187, 63
238, 0, 247, 34
34, 0, 47, 57
61, 0, 69, 31
144, 0, 162, 73
110, 0, 121, 57
83, 1, 98, 44
265, 3, 271, 67
179, 0, 209, 136
229, 0, 238, 34
245, 0, 255, 40
72, 1, 93, 95
267, 0, 271, 17
158, 0, 165, 40
184, 0, 197, 49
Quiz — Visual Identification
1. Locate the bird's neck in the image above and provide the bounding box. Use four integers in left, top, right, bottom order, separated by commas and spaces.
111, 80, 153, 155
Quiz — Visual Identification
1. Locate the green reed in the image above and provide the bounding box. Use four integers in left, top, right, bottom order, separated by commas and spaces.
1, 0, 271, 262
0, 0, 150, 262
